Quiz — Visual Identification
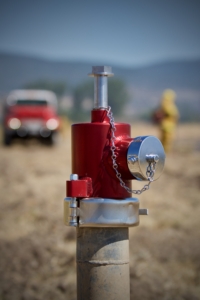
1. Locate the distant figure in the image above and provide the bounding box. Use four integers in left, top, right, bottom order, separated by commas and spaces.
153, 89, 179, 153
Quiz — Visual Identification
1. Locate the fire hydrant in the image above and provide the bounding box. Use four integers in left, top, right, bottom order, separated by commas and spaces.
64, 66, 165, 300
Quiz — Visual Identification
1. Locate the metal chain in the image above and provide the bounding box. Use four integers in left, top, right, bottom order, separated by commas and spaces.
106, 106, 156, 195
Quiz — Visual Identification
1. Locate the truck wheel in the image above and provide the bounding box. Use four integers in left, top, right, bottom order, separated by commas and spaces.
48, 132, 59, 145
3, 132, 12, 146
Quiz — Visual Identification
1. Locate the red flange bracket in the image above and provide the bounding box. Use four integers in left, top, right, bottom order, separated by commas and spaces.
66, 177, 93, 198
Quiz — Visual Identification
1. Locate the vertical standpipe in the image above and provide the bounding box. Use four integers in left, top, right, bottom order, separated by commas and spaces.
76, 66, 130, 300
77, 227, 130, 300
89, 66, 113, 109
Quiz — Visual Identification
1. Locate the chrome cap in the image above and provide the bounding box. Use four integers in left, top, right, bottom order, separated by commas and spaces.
127, 136, 165, 181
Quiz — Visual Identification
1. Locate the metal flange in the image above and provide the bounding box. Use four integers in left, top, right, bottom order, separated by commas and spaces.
64, 197, 148, 227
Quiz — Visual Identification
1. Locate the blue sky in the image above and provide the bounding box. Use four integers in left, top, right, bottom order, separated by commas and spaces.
0, 0, 200, 67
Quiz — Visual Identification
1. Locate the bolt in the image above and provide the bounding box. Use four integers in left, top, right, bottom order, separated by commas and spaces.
139, 209, 148, 215
70, 174, 78, 181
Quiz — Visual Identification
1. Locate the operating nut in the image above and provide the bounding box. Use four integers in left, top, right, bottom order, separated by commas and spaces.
89, 66, 114, 77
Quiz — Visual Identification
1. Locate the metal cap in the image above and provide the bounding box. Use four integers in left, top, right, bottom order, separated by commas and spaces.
127, 136, 165, 181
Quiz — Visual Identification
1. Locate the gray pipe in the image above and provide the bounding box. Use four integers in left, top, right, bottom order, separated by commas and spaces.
94, 76, 108, 109
89, 66, 113, 109
76, 227, 130, 300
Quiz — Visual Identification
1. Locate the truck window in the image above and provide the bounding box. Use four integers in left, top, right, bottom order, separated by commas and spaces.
16, 99, 48, 106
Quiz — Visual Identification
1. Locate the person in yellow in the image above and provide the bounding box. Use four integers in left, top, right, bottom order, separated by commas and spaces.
157, 89, 179, 153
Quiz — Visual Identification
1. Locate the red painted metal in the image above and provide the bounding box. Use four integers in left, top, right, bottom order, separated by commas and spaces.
66, 177, 93, 197
66, 180, 88, 197
71, 109, 135, 199
5, 105, 60, 128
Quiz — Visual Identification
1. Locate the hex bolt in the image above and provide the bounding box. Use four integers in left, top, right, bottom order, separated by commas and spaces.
89, 66, 113, 109
69, 174, 78, 226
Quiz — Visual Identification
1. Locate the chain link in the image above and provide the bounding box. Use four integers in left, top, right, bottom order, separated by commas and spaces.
106, 106, 156, 195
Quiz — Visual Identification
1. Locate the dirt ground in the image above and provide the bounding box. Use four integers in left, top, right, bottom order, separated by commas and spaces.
0, 122, 200, 300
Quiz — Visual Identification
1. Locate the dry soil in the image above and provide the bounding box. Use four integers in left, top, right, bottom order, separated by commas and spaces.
0, 122, 200, 300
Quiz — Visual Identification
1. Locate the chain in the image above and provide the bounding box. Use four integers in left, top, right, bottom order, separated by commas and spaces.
106, 106, 156, 195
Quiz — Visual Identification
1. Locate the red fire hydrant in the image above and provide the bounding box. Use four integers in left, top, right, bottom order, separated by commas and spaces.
64, 66, 165, 300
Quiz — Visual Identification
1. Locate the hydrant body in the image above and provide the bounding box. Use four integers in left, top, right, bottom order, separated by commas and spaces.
72, 109, 132, 199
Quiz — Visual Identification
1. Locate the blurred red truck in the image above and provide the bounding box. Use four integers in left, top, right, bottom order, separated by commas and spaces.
3, 89, 60, 145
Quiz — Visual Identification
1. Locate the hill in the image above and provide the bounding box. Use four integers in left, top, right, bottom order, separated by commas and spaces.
0, 52, 200, 121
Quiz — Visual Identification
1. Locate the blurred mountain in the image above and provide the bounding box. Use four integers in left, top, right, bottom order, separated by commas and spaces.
0, 52, 200, 91
0, 52, 91, 92
0, 52, 200, 121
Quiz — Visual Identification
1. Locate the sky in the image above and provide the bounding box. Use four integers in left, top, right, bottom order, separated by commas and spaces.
0, 0, 200, 67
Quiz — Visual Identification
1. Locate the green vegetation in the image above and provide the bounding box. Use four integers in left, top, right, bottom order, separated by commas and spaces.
25, 77, 130, 121
71, 80, 93, 121
70, 77, 130, 121
140, 103, 200, 123
24, 78, 200, 123
107, 78, 129, 115
177, 103, 200, 123
25, 80, 68, 97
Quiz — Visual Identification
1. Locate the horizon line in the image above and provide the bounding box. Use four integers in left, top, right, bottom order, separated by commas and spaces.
1, 50, 200, 69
